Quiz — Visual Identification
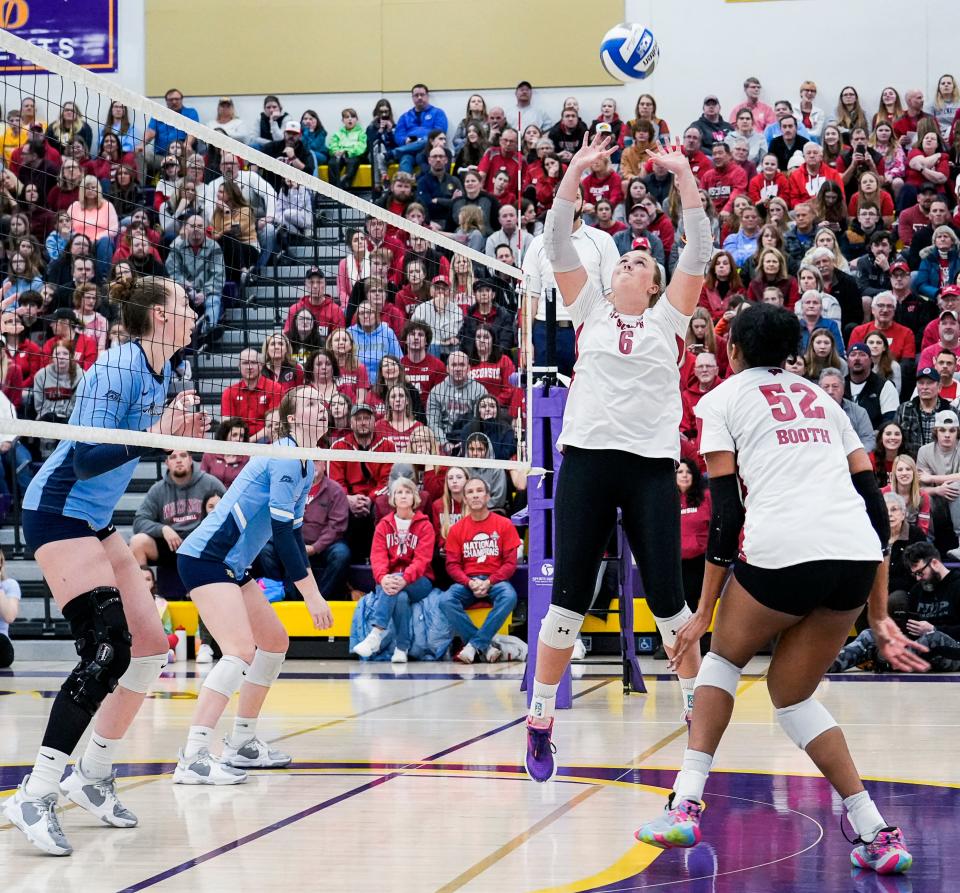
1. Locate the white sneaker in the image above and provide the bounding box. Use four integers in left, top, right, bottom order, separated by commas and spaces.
172, 748, 248, 785
352, 628, 384, 659
221, 736, 292, 768
391, 648, 408, 663
455, 643, 477, 664
2, 777, 72, 856
60, 763, 137, 828
484, 645, 502, 663
572, 639, 587, 660
195, 643, 214, 664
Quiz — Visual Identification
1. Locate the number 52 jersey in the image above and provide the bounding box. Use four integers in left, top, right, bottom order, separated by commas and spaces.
695, 366, 882, 569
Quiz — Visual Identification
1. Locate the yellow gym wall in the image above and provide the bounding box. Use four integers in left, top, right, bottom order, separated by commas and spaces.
145, 0, 623, 96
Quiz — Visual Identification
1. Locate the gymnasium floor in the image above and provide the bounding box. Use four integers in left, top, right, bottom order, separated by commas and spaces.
0, 658, 954, 892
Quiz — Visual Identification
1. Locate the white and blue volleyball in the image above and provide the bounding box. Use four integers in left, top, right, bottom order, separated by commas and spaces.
600, 23, 659, 81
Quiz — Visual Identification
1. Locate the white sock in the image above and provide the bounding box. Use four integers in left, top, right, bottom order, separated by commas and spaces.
24, 747, 69, 798
229, 717, 257, 747
184, 725, 214, 759
844, 790, 886, 843
678, 676, 696, 713
79, 731, 120, 780
673, 749, 713, 804
528, 679, 559, 725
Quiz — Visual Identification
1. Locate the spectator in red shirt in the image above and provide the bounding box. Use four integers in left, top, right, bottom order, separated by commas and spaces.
440, 476, 520, 664
467, 324, 517, 407
580, 154, 624, 219
697, 250, 744, 322
786, 142, 845, 209
219, 347, 284, 436
894, 89, 932, 149
679, 127, 712, 183
730, 77, 777, 133
898, 184, 937, 247
477, 128, 525, 207
42, 309, 98, 370
1, 310, 41, 390
903, 129, 950, 210
401, 320, 446, 401
200, 417, 251, 488
683, 351, 722, 412
677, 458, 712, 613
261, 331, 305, 393
920, 285, 960, 351
848, 292, 918, 360
352, 477, 436, 662
748, 153, 790, 209
918, 310, 960, 369
700, 142, 747, 218
283, 267, 346, 343
328, 402, 395, 560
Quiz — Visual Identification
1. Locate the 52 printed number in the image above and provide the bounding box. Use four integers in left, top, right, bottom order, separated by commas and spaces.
758, 382, 825, 421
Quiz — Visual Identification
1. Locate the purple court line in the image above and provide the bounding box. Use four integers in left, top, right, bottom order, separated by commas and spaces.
118, 678, 612, 892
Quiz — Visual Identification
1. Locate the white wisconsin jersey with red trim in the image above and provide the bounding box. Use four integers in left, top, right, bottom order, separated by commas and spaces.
695, 366, 882, 568
558, 283, 689, 459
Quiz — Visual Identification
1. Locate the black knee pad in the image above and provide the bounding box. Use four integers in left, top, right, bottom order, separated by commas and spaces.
62, 587, 132, 717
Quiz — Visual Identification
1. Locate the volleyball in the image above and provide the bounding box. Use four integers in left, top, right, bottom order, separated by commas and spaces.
599, 23, 659, 81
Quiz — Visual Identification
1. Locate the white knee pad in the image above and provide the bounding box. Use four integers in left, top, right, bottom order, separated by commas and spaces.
117, 653, 168, 695
654, 604, 694, 650
694, 652, 743, 698
245, 648, 286, 688
539, 605, 585, 650
776, 697, 837, 751
201, 655, 249, 698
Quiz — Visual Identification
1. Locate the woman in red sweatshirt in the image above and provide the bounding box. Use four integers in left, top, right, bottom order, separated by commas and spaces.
678, 458, 712, 614
352, 477, 436, 662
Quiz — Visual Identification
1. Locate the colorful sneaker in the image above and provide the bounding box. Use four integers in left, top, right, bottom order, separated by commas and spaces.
60, 764, 138, 827
172, 748, 247, 785
635, 795, 703, 849
850, 867, 914, 892
221, 737, 292, 769
850, 827, 913, 875
524, 718, 557, 783
2, 777, 72, 856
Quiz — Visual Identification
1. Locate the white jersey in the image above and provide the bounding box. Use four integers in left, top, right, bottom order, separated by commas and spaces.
695, 366, 882, 568
557, 283, 689, 459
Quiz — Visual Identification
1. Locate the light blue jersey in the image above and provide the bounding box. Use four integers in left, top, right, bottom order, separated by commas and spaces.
177, 438, 313, 579
23, 341, 170, 529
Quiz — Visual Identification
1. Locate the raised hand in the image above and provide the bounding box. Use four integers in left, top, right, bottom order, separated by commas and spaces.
570, 131, 617, 171
645, 138, 694, 176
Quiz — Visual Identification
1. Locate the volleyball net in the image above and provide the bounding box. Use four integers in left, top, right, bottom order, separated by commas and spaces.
0, 29, 533, 475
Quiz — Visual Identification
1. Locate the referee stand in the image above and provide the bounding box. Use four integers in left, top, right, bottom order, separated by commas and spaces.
522, 291, 646, 709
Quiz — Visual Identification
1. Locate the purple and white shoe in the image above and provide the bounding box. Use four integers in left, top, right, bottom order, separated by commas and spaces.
524, 718, 557, 783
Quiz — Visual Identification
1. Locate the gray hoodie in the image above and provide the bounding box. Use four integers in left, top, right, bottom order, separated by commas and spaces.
464, 432, 507, 511
133, 460, 226, 538
427, 375, 486, 446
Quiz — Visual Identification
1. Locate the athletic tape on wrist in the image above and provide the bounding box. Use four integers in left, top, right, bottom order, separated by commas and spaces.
654, 604, 694, 650
245, 648, 286, 688
676, 207, 713, 276
117, 653, 168, 695
201, 654, 249, 698
776, 697, 837, 750
539, 604, 585, 650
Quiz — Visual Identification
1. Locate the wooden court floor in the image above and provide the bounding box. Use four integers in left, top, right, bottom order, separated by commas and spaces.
0, 658, 955, 892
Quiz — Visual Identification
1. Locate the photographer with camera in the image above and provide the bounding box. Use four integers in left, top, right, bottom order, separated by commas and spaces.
830, 540, 960, 672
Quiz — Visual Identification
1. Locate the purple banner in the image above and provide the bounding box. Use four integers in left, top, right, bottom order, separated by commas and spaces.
0, 0, 118, 73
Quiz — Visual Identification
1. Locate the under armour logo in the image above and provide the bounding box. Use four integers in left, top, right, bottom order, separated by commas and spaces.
557, 626, 570, 635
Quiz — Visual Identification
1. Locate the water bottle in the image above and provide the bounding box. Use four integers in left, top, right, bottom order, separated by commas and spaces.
174, 628, 187, 662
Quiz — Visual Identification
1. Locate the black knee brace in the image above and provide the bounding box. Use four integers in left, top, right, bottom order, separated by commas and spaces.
61, 587, 132, 717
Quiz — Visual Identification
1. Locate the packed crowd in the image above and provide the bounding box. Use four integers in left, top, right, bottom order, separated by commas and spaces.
2, 74, 960, 659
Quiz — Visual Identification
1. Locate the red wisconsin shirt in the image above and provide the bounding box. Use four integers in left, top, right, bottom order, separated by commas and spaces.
7, 340, 44, 387
374, 418, 424, 453
220, 375, 284, 435
680, 490, 712, 560
444, 512, 522, 585
469, 356, 517, 406
580, 170, 624, 208
847, 322, 917, 360
700, 164, 747, 215
283, 296, 346, 342
401, 353, 447, 400
371, 511, 435, 583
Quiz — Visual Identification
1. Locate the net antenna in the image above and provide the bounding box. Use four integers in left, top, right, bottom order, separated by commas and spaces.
0, 28, 539, 475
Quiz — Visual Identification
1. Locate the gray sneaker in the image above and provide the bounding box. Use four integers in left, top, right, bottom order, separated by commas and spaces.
221, 736, 292, 769
60, 764, 138, 828
172, 748, 248, 785
2, 777, 72, 856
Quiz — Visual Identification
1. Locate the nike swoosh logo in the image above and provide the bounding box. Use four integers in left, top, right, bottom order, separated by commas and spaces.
94, 741, 107, 749
41, 753, 55, 760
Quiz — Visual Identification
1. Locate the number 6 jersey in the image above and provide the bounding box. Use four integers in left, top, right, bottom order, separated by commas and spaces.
557, 282, 690, 459
695, 366, 882, 568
